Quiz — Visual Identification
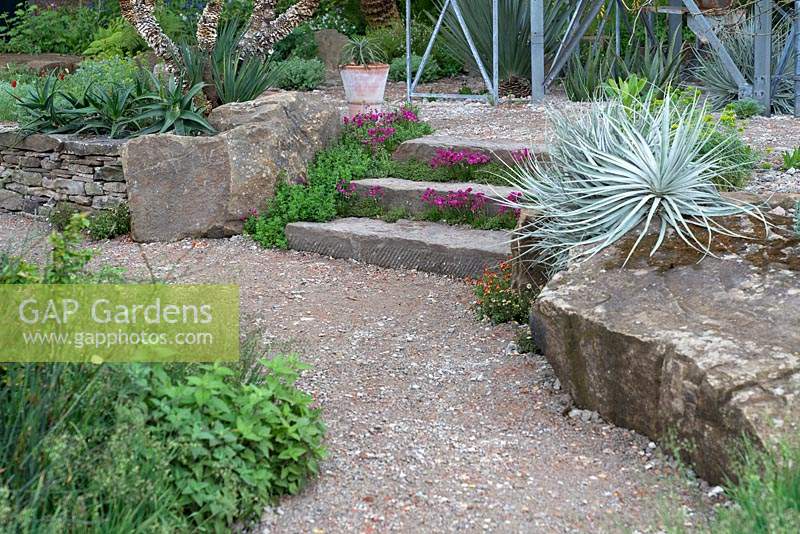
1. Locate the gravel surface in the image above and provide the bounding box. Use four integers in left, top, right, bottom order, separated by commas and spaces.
0, 213, 717, 533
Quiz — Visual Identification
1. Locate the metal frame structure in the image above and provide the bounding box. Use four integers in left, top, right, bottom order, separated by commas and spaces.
405, 0, 800, 116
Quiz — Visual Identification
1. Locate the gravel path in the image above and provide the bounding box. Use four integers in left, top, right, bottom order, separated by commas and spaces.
0, 213, 715, 533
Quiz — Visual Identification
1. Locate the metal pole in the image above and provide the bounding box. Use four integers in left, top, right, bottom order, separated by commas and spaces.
796, 0, 800, 117
531, 0, 545, 102
410, 0, 451, 93
669, 0, 683, 59
405, 0, 412, 103
492, 0, 499, 103
545, 0, 606, 88
450, 0, 496, 96
615, 0, 621, 57
754, 0, 773, 115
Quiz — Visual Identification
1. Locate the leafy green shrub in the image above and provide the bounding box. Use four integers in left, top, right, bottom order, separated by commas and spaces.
366, 19, 462, 76
504, 89, 764, 272
83, 17, 148, 58
782, 147, 800, 171
0, 5, 107, 55
515, 329, 538, 354
49, 202, 81, 231
273, 23, 319, 61
727, 98, 764, 120
275, 58, 325, 91
62, 57, 143, 98
471, 262, 535, 324
138, 357, 325, 530
389, 55, 440, 83
88, 204, 131, 240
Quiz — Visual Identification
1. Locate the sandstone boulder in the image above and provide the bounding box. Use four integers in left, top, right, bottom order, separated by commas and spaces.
530, 213, 800, 483
124, 92, 343, 242
314, 29, 349, 82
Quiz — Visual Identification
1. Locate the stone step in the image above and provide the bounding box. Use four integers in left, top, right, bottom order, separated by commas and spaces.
392, 135, 549, 165
351, 178, 520, 217
285, 217, 510, 278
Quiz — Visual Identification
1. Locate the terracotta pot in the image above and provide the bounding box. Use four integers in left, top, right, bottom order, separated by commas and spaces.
340, 64, 389, 115
697, 0, 733, 11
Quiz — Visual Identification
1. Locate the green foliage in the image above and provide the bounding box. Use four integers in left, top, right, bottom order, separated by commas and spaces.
504, 89, 764, 272
702, 106, 759, 190
138, 356, 325, 530
366, 19, 462, 77
273, 23, 319, 61
62, 57, 143, 97
210, 19, 281, 104
389, 55, 440, 83
49, 202, 81, 231
727, 98, 764, 120
563, 43, 616, 102
275, 58, 325, 91
602, 74, 648, 109
471, 262, 535, 324
782, 147, 800, 171
88, 204, 131, 240
515, 329, 538, 354
341, 36, 386, 65
0, 5, 106, 55
707, 439, 800, 533
132, 73, 215, 136
84, 17, 148, 59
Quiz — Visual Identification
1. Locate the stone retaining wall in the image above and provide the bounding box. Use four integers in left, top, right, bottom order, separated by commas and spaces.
0, 131, 128, 216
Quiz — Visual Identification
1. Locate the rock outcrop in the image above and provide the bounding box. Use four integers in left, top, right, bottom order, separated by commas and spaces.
123, 91, 343, 242
530, 211, 800, 483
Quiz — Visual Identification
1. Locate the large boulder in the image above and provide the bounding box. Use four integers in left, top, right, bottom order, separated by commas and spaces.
123, 92, 343, 242
314, 29, 349, 83
530, 211, 800, 484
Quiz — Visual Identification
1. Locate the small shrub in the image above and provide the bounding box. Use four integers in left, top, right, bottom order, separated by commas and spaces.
61, 57, 142, 97
275, 57, 325, 91
83, 17, 147, 58
49, 202, 81, 231
782, 147, 800, 171
88, 204, 131, 240
389, 55, 441, 83
727, 98, 764, 120
471, 262, 535, 324
515, 329, 538, 354
139, 356, 326, 530
0, 5, 106, 55
272, 23, 318, 61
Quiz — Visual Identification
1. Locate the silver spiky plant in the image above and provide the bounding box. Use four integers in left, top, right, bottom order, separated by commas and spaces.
503, 89, 764, 272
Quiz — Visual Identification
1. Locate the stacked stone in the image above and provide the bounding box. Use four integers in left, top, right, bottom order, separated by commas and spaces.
0, 131, 128, 215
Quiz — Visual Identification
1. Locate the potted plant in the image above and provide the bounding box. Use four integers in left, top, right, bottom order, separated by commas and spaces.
340, 36, 389, 115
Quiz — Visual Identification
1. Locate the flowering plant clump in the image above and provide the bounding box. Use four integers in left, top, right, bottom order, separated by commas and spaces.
470, 262, 536, 325
428, 148, 492, 181
342, 106, 432, 153
334, 180, 384, 219
420, 187, 521, 230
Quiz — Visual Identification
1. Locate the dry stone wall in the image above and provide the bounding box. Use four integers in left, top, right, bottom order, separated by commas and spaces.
0, 131, 128, 216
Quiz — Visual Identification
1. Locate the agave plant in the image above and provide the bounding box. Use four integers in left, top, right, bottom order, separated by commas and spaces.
132, 73, 216, 136
503, 89, 764, 271
694, 18, 795, 112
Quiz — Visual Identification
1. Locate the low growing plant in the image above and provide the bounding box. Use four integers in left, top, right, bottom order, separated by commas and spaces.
471, 262, 535, 324
782, 147, 800, 171
88, 204, 131, 240
389, 55, 441, 83
727, 98, 764, 120
275, 57, 325, 91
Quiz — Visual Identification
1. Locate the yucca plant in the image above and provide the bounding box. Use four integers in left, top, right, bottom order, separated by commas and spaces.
694, 18, 795, 112
563, 41, 617, 102
503, 88, 764, 271
435, 0, 569, 93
